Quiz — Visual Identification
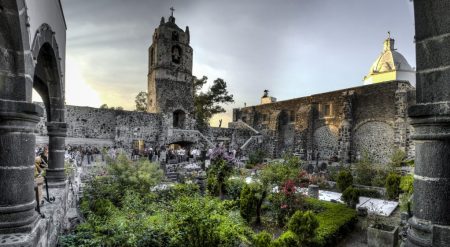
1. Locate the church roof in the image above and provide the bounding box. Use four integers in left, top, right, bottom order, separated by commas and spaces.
367, 36, 414, 74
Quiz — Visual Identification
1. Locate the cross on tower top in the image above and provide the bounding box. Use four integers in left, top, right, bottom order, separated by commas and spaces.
170, 7, 175, 17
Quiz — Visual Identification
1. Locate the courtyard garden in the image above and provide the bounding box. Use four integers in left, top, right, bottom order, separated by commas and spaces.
60, 147, 414, 247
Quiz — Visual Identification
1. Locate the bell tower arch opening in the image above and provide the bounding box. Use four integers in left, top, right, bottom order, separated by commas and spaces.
173, 109, 186, 129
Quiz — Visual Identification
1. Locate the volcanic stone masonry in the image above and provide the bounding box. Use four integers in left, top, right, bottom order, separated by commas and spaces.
231, 80, 416, 164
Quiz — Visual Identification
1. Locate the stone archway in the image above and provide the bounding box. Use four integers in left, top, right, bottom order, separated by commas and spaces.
313, 125, 339, 160
32, 24, 67, 187
353, 121, 394, 164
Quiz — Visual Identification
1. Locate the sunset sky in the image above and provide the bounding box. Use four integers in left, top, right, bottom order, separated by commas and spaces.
33, 0, 415, 126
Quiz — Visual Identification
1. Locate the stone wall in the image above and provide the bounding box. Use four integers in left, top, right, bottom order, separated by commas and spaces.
36, 104, 162, 149
35, 104, 249, 151
231, 80, 416, 163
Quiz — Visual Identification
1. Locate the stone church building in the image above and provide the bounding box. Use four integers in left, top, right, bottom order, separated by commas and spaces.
231, 36, 416, 164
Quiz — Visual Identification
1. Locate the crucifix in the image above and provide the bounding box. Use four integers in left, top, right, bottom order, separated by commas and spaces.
170, 7, 175, 17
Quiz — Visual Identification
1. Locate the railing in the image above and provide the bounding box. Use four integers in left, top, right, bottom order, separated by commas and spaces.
236, 120, 260, 134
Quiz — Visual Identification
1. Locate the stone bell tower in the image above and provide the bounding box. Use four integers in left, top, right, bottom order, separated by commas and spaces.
147, 9, 194, 116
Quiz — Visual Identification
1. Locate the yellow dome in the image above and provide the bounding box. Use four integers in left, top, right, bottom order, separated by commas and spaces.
364, 36, 415, 85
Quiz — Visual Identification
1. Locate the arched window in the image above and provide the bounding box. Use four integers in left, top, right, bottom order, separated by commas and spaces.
173, 110, 186, 128
172, 45, 182, 64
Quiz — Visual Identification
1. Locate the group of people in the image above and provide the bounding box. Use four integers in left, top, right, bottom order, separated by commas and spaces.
131, 145, 205, 164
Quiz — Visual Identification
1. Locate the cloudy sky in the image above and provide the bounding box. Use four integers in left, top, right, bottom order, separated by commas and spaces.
48, 0, 415, 126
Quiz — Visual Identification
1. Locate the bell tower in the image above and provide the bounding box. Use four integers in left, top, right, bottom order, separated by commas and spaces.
147, 10, 194, 115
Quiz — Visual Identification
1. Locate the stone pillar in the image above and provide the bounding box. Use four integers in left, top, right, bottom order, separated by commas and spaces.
0, 100, 43, 233
394, 85, 408, 152
338, 91, 353, 163
407, 1, 450, 246
45, 122, 67, 187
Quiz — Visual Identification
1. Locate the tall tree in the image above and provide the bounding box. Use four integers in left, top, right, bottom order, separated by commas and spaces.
194, 76, 234, 130
135, 91, 148, 112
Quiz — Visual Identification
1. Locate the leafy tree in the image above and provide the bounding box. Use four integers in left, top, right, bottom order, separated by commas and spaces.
194, 76, 234, 130
135, 91, 148, 112
99, 103, 109, 109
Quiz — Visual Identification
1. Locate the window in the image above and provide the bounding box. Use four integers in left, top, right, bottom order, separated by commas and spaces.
172, 31, 179, 41
289, 110, 295, 122
263, 114, 268, 122
172, 45, 182, 64
242, 116, 247, 123
321, 103, 332, 117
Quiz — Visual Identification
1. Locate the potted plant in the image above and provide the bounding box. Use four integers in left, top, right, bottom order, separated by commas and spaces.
366, 206, 399, 247
367, 223, 399, 247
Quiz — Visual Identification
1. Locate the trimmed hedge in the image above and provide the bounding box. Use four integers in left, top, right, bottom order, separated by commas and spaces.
305, 198, 358, 246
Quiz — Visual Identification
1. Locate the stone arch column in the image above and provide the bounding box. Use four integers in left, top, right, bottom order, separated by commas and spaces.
31, 24, 67, 187
407, 1, 450, 246
0, 0, 43, 233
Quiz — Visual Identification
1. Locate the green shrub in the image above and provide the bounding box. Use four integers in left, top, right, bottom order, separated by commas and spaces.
260, 160, 300, 187
385, 172, 401, 200
240, 182, 267, 224
371, 167, 389, 187
252, 231, 273, 247
207, 158, 234, 199
270, 231, 299, 247
225, 178, 245, 200
341, 186, 360, 209
288, 210, 319, 244
336, 170, 353, 192
400, 174, 414, 195
304, 198, 357, 246
399, 174, 414, 212
390, 149, 406, 167
248, 149, 266, 165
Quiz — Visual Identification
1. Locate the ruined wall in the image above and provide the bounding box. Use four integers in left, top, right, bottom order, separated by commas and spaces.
36, 104, 162, 148
231, 81, 415, 163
